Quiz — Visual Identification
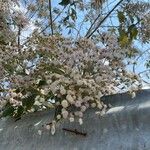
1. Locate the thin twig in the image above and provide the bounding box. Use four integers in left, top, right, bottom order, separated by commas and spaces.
22, 6, 66, 46
48, 0, 53, 35
86, 0, 124, 38
18, 25, 21, 50
132, 47, 150, 73
62, 128, 87, 137
39, 6, 67, 35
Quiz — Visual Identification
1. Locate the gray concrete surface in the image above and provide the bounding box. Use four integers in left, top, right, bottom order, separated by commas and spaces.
0, 89, 150, 150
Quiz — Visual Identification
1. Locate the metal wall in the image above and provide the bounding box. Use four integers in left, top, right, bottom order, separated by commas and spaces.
0, 89, 150, 150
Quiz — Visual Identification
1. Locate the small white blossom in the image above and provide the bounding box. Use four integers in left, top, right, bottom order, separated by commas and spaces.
40, 89, 49, 95
51, 121, 56, 135
69, 117, 74, 122
78, 111, 83, 118
66, 94, 74, 104
131, 92, 136, 98
77, 80, 83, 86
11, 92, 17, 98
61, 100, 69, 108
97, 102, 103, 109
34, 101, 42, 106
56, 114, 61, 120
75, 100, 81, 107
38, 130, 42, 136
60, 85, 66, 95
62, 110, 69, 119
25, 69, 30, 75
79, 118, 83, 125
39, 98, 45, 103
46, 125, 51, 130
81, 105, 86, 112
91, 103, 97, 108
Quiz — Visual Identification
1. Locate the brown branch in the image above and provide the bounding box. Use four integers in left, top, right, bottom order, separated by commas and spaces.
62, 128, 87, 137
18, 25, 21, 50
22, 6, 66, 46
86, 0, 124, 38
48, 0, 53, 35
39, 6, 67, 35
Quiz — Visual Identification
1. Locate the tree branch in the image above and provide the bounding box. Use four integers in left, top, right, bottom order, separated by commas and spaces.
18, 25, 21, 50
48, 0, 53, 35
86, 0, 124, 38
38, 6, 66, 35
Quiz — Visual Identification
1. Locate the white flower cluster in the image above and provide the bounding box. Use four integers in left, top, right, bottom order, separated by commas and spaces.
0, 35, 141, 128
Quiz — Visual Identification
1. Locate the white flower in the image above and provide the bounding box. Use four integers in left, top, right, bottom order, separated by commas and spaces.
40, 89, 49, 95
85, 103, 90, 108
98, 91, 103, 98
47, 79, 52, 84
9, 98, 15, 104
131, 92, 136, 98
11, 92, 17, 98
46, 125, 51, 130
62, 110, 69, 119
56, 101, 60, 106
30, 108, 35, 112
60, 85, 66, 95
73, 74, 80, 80
67, 90, 75, 95
51, 121, 56, 135
38, 130, 42, 136
61, 100, 69, 108
75, 100, 81, 107
78, 111, 83, 117
39, 98, 45, 103
34, 101, 42, 106
25, 69, 30, 75
54, 74, 61, 78
56, 114, 61, 120
66, 94, 74, 104
97, 102, 103, 109
95, 76, 101, 84
81, 105, 86, 112
77, 80, 83, 86
0, 100, 7, 107
6, 94, 10, 100
100, 109, 106, 116
91, 103, 96, 108
35, 95, 40, 101
79, 118, 83, 125
69, 117, 74, 122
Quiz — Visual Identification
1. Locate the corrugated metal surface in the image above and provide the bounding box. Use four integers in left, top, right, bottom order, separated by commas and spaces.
0, 89, 150, 150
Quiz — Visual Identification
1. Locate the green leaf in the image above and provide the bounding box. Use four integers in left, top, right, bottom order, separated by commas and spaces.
22, 94, 36, 110
117, 11, 125, 23
2, 63, 14, 74
0, 88, 5, 92
63, 15, 69, 22
38, 79, 47, 87
45, 65, 65, 75
15, 106, 24, 118
128, 25, 138, 40
2, 106, 14, 117
59, 0, 70, 6
70, 8, 77, 21
118, 28, 129, 47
